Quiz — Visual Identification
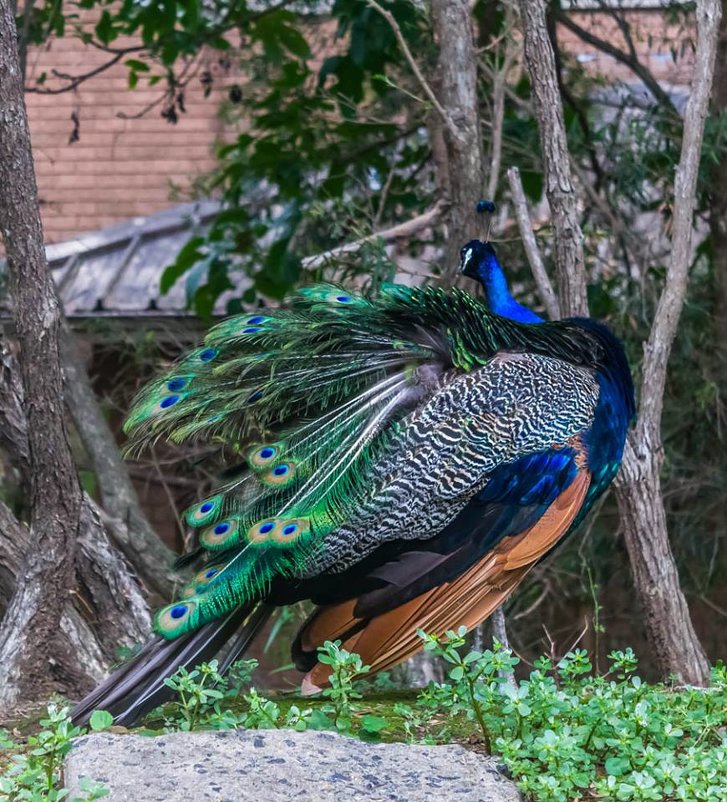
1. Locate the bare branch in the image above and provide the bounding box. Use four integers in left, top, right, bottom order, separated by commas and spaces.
366, 0, 459, 142
612, 0, 721, 686
553, 8, 678, 116
25, 51, 128, 94
60, 328, 177, 598
301, 200, 448, 270
516, 0, 588, 317
636, 0, 721, 444
517, 0, 714, 685
506, 166, 560, 319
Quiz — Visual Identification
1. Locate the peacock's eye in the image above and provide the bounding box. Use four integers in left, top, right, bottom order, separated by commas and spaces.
160, 394, 180, 408
199, 348, 218, 362
170, 605, 188, 620
259, 522, 275, 534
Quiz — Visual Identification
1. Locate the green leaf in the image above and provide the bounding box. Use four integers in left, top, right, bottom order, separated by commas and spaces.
605, 756, 632, 777
125, 59, 150, 72
95, 11, 115, 45
88, 709, 114, 732
360, 715, 387, 734
449, 665, 464, 681
161, 237, 204, 294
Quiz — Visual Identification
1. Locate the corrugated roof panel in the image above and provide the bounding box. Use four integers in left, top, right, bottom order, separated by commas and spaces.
60, 244, 132, 314
103, 230, 190, 312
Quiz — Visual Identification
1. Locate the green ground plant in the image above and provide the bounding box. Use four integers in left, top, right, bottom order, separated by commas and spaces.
0, 703, 109, 802
2, 636, 725, 802
150, 633, 727, 802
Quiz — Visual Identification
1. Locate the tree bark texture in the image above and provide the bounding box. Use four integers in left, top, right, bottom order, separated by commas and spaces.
0, 0, 85, 707
517, 0, 588, 316
0, 328, 152, 685
430, 0, 486, 284
0, 496, 151, 686
0, 346, 152, 687
60, 328, 176, 599
518, 0, 715, 683
709, 1, 727, 345
613, 0, 721, 685
0, 340, 30, 486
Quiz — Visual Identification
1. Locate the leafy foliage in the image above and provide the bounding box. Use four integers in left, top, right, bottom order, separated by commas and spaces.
419, 630, 727, 802
153, 642, 383, 738
146, 635, 727, 802
0, 704, 109, 801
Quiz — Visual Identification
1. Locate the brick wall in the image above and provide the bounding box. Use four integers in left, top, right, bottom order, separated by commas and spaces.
559, 10, 694, 88
25, 34, 238, 243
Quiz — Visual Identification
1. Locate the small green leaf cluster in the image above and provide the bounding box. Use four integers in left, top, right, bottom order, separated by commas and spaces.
419, 630, 727, 802
160, 658, 258, 731
155, 641, 385, 739
0, 703, 109, 802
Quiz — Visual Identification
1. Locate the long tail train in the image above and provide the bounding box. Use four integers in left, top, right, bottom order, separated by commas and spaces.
71, 603, 272, 727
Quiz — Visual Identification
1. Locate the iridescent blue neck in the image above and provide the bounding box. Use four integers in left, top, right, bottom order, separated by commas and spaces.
459, 240, 543, 324
483, 262, 543, 324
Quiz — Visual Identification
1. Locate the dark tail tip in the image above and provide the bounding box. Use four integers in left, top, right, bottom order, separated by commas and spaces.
71, 603, 272, 728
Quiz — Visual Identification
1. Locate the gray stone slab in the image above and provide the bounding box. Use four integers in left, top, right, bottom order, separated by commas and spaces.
65, 729, 521, 802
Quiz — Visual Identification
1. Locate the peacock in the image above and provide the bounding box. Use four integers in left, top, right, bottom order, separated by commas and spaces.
72, 239, 635, 727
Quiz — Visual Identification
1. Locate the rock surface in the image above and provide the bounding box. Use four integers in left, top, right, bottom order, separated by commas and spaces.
65, 729, 521, 801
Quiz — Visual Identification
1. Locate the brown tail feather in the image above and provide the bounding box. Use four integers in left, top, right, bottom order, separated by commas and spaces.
304, 471, 590, 687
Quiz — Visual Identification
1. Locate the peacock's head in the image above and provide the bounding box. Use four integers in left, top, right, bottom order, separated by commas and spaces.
459, 238, 544, 325
459, 239, 499, 282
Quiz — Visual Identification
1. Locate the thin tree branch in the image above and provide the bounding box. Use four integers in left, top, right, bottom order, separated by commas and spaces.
25, 51, 130, 94
366, 0, 459, 142
301, 199, 448, 270
506, 166, 560, 319
553, 8, 678, 116
430, 0, 487, 283
635, 0, 722, 444
60, 328, 177, 598
517, 0, 588, 317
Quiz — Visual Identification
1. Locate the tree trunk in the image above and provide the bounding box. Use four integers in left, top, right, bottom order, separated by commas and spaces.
615, 441, 709, 684
0, 0, 86, 706
709, 1, 727, 344
517, 0, 716, 684
517, 0, 588, 316
60, 328, 176, 599
430, 0, 486, 283
0, 496, 151, 688
613, 0, 720, 685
